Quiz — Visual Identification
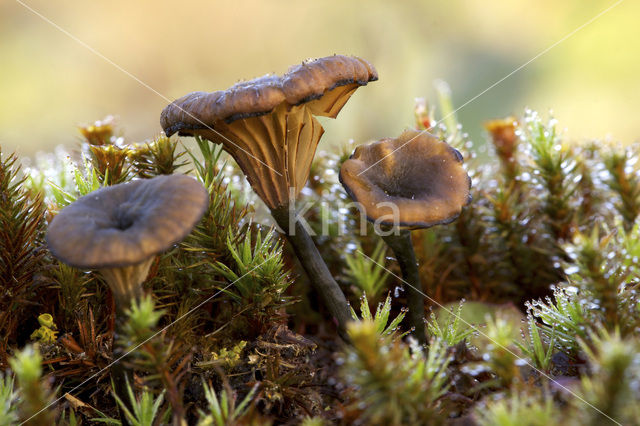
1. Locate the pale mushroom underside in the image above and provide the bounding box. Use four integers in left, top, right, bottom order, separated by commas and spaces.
160, 55, 377, 209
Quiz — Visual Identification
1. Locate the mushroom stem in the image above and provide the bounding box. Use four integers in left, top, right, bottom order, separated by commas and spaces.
381, 229, 427, 345
271, 205, 351, 340
106, 300, 137, 426
99, 260, 154, 425
110, 346, 135, 426
99, 257, 154, 308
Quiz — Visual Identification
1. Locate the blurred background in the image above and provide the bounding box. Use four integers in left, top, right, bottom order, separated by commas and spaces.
1, 0, 638, 158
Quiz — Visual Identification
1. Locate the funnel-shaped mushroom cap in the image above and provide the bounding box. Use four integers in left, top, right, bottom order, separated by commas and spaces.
47, 174, 208, 269
160, 55, 377, 209
339, 130, 471, 229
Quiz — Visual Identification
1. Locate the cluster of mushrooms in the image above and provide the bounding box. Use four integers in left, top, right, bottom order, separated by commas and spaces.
47, 55, 470, 407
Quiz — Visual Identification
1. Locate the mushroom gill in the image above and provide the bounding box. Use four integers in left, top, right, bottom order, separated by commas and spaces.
160, 54, 378, 209
160, 55, 378, 338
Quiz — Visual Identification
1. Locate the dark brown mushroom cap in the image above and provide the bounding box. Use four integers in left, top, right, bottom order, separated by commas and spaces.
46, 174, 209, 269
339, 130, 471, 229
160, 55, 378, 136
159, 55, 377, 210
281, 55, 377, 106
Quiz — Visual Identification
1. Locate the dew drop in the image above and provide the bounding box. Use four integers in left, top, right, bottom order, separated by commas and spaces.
394, 286, 404, 298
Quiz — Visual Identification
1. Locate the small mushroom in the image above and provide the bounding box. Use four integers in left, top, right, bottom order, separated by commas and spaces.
47, 174, 209, 309
30, 313, 58, 343
161, 55, 378, 337
161, 54, 377, 209
46, 174, 208, 417
340, 129, 471, 344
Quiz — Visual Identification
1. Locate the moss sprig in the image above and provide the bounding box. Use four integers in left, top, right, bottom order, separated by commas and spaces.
341, 320, 451, 425
9, 345, 56, 425
128, 135, 188, 179
603, 146, 640, 230
0, 149, 47, 360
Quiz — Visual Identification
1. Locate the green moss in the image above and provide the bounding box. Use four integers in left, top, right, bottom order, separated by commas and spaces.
2, 103, 640, 424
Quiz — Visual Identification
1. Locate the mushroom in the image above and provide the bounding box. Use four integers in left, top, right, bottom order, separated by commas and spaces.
161, 55, 378, 337
30, 313, 58, 343
46, 174, 208, 416
339, 129, 471, 344
47, 174, 209, 309
161, 55, 377, 209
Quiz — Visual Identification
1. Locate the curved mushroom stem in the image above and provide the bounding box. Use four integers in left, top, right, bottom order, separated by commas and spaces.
105, 302, 136, 426
271, 205, 351, 341
100, 259, 154, 426
100, 258, 153, 307
381, 229, 427, 345
110, 349, 135, 426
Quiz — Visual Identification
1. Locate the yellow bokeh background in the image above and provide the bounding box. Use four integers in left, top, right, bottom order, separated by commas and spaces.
1, 0, 638, 157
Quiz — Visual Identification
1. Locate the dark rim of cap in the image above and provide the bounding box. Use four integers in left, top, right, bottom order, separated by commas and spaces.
161, 55, 378, 137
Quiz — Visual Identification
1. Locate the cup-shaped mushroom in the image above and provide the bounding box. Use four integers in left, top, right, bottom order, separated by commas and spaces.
339, 129, 471, 230
340, 130, 471, 344
46, 174, 209, 307
160, 55, 378, 210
